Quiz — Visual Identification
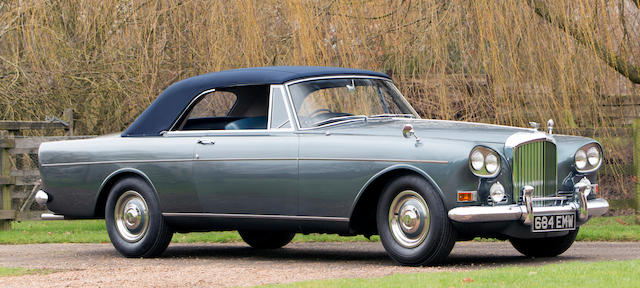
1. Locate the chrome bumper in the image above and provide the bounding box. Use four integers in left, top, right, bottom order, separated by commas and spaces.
448, 179, 609, 224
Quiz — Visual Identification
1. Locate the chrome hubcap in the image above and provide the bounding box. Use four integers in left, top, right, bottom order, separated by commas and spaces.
389, 190, 430, 248
114, 191, 149, 243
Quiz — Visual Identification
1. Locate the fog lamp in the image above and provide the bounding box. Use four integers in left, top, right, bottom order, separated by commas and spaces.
489, 182, 505, 204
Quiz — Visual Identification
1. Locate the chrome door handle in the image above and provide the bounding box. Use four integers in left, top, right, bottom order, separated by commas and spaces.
197, 139, 215, 145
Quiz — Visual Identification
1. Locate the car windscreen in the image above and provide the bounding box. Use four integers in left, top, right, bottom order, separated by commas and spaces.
288, 78, 418, 128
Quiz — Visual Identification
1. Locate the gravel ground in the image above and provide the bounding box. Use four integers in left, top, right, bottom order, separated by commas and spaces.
1, 241, 639, 287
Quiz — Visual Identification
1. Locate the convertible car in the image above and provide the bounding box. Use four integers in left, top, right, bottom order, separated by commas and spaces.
36, 66, 609, 266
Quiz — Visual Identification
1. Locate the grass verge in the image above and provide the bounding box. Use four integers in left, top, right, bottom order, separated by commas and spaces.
257, 259, 640, 288
0, 216, 637, 244
0, 267, 54, 277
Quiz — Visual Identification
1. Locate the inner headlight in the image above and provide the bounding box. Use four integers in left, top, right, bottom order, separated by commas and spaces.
574, 143, 602, 173
469, 146, 501, 177
587, 147, 600, 166
485, 154, 499, 173
575, 150, 587, 170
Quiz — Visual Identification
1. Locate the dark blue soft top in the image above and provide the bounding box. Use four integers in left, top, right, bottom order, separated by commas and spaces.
122, 66, 389, 137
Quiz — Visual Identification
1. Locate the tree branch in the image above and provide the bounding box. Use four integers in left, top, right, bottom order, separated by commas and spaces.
527, 0, 640, 84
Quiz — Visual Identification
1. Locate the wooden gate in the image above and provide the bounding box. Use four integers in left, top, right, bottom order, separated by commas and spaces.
0, 109, 92, 230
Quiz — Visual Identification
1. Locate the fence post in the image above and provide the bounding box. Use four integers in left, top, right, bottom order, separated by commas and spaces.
63, 108, 74, 136
634, 119, 640, 224
0, 130, 14, 230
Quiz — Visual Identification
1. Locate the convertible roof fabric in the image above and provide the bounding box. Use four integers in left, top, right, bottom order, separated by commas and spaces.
122, 66, 390, 137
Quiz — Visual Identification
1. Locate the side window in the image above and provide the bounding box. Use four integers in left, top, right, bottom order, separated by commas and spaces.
178, 85, 270, 131
269, 87, 292, 129
187, 91, 237, 119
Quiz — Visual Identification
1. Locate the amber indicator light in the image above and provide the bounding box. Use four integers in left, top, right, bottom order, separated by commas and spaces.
458, 192, 474, 202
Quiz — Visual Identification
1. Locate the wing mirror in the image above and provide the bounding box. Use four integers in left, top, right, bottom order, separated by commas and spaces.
402, 124, 420, 144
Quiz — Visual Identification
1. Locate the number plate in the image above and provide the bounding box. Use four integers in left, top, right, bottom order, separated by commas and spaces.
532, 213, 576, 232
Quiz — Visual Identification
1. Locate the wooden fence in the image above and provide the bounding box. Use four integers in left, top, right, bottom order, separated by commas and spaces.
0, 109, 93, 230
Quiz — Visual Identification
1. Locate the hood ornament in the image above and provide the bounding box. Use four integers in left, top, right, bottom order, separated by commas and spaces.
402, 124, 421, 144
547, 119, 554, 134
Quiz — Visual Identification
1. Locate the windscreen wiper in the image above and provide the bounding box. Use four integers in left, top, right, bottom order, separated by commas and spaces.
311, 115, 368, 127
368, 114, 416, 119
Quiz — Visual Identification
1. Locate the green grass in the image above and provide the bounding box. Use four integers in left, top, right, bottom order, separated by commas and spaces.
0, 216, 637, 244
0, 220, 380, 244
0, 267, 53, 277
257, 259, 640, 288
576, 215, 640, 241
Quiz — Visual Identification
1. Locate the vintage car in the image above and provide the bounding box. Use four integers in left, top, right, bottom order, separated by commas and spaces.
36, 66, 609, 266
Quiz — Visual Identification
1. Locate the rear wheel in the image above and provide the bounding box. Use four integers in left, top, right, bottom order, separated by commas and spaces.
238, 230, 295, 249
376, 175, 456, 266
105, 177, 173, 258
509, 228, 578, 258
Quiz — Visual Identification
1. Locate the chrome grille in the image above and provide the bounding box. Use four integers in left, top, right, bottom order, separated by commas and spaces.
513, 140, 557, 206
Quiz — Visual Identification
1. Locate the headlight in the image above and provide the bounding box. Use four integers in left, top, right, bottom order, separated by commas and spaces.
574, 143, 602, 173
469, 146, 501, 177
470, 151, 484, 171
574, 150, 587, 170
485, 154, 499, 173
587, 147, 600, 166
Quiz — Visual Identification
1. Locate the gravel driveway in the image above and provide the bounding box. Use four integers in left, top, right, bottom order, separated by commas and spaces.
1, 241, 639, 287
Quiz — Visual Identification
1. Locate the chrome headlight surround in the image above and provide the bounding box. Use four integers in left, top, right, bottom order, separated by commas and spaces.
574, 143, 603, 173
468, 146, 501, 178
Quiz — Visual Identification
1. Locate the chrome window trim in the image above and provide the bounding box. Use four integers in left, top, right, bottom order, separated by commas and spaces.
268, 85, 295, 131
284, 75, 416, 131
267, 86, 274, 129
164, 129, 290, 137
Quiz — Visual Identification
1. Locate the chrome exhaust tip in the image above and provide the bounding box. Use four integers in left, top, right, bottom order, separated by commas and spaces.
41, 213, 64, 220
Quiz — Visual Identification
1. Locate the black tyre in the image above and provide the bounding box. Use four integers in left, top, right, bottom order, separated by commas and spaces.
376, 175, 456, 266
509, 228, 578, 258
105, 177, 173, 258
238, 230, 295, 249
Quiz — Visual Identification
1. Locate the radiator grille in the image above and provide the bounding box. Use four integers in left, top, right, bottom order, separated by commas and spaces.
512, 140, 557, 205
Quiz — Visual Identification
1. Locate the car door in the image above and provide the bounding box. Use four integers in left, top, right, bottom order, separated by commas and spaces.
189, 85, 298, 215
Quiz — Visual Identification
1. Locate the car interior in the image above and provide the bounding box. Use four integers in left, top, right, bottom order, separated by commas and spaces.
177, 85, 269, 131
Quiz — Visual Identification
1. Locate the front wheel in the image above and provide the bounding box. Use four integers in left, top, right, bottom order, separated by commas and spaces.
238, 230, 295, 249
376, 175, 456, 266
509, 228, 578, 258
105, 177, 173, 258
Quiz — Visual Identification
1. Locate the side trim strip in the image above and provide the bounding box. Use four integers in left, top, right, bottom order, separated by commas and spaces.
42, 157, 448, 167
41, 159, 193, 167
162, 213, 349, 222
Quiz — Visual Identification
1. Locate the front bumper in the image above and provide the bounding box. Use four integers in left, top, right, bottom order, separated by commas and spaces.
448, 179, 609, 224
448, 198, 609, 223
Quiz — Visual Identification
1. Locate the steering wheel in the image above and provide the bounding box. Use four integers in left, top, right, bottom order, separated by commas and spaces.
308, 108, 333, 119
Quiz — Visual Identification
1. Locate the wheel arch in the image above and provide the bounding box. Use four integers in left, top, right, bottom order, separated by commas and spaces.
348, 164, 444, 235
93, 168, 158, 218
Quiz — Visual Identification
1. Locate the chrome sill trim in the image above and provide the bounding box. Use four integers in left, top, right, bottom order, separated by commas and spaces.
447, 198, 609, 223
300, 157, 448, 164
162, 213, 349, 222
42, 157, 447, 167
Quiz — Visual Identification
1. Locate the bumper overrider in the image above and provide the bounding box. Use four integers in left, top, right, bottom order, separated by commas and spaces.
448, 179, 609, 224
